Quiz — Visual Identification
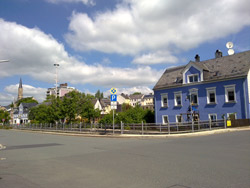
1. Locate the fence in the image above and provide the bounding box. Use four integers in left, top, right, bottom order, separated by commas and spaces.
7, 118, 247, 135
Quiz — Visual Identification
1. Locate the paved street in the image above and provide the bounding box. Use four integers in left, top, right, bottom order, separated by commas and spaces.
0, 129, 250, 188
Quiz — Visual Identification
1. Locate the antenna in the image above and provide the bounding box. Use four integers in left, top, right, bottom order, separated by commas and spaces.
226, 42, 234, 55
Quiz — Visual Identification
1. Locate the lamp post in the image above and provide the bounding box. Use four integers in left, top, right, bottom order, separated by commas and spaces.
54, 64, 59, 98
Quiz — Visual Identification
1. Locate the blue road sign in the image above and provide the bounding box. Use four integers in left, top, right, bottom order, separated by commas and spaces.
111, 94, 117, 102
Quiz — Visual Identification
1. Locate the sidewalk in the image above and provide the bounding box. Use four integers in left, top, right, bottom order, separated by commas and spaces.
10, 126, 250, 138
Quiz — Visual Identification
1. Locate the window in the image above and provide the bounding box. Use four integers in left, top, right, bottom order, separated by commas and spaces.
174, 91, 182, 106
206, 87, 216, 104
189, 89, 198, 105
176, 115, 183, 123
188, 74, 199, 83
208, 114, 217, 122
224, 85, 236, 103
162, 115, 169, 124
227, 113, 237, 120
161, 93, 168, 108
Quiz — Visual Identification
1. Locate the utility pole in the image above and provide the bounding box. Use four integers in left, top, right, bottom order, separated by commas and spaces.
54, 64, 59, 98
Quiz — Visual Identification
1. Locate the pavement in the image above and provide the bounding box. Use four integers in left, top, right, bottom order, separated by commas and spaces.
0, 128, 250, 188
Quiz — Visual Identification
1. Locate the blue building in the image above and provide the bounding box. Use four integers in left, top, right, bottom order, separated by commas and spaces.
153, 50, 250, 124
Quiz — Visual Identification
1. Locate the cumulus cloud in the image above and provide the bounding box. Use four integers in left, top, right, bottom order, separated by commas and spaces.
0, 84, 47, 106
132, 51, 178, 65
103, 86, 153, 98
45, 0, 95, 6
65, 0, 250, 60
0, 19, 161, 88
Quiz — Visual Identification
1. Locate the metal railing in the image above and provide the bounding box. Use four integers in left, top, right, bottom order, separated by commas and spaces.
7, 119, 229, 135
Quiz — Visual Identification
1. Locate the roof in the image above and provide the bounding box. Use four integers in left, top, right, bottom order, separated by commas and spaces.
129, 94, 144, 100
154, 50, 250, 90
143, 94, 154, 99
21, 103, 37, 108
100, 98, 110, 107
120, 93, 130, 99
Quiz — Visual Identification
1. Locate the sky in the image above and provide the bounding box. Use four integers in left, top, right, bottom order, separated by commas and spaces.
0, 0, 250, 106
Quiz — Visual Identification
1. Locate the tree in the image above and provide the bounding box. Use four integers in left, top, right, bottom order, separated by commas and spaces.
0, 109, 10, 124
95, 90, 104, 99
17, 97, 38, 106
132, 92, 141, 95
79, 95, 100, 123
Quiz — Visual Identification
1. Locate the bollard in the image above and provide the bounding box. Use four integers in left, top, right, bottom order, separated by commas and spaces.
209, 120, 211, 130
168, 123, 170, 135
80, 122, 82, 132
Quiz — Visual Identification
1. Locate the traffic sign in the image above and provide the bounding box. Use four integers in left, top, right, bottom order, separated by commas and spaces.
111, 105, 117, 110
110, 88, 117, 94
111, 94, 117, 102
111, 101, 117, 106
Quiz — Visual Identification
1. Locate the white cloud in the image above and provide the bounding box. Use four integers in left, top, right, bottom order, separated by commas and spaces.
103, 86, 153, 97
0, 84, 47, 106
132, 51, 178, 65
65, 0, 250, 58
0, 19, 161, 88
45, 0, 95, 6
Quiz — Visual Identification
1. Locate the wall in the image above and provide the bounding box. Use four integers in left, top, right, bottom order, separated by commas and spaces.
155, 77, 249, 123
184, 66, 201, 83
248, 69, 250, 102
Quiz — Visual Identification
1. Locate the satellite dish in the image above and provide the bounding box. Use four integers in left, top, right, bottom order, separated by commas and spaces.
226, 42, 233, 49
228, 49, 235, 55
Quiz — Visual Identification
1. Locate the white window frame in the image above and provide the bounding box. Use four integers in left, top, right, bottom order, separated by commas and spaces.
162, 115, 169, 124
206, 87, 217, 104
208, 114, 217, 122
227, 113, 237, 120
174, 91, 182, 107
187, 74, 199, 83
176, 115, 183, 123
161, 93, 168, 108
224, 85, 236, 103
189, 88, 199, 105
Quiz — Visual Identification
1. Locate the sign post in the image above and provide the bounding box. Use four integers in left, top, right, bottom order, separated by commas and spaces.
110, 88, 117, 134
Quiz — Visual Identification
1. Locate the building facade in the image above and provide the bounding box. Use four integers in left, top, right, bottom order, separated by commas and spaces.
46, 83, 75, 98
154, 50, 250, 124
13, 103, 37, 124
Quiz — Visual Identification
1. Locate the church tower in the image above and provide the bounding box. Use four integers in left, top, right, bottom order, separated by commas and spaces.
18, 78, 23, 100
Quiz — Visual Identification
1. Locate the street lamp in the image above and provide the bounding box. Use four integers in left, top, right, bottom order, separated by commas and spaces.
54, 63, 59, 98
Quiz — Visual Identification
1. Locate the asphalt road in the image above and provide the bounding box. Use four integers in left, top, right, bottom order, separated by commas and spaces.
0, 129, 249, 188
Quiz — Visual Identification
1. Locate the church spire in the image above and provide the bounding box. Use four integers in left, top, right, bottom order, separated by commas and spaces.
19, 78, 22, 88
18, 78, 23, 100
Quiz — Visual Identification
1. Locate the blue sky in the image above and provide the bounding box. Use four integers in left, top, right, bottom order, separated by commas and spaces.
0, 0, 250, 106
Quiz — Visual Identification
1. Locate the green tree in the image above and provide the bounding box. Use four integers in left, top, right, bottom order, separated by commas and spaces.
95, 90, 104, 99
61, 91, 82, 123
79, 95, 100, 123
17, 97, 38, 106
132, 92, 141, 95
0, 109, 10, 124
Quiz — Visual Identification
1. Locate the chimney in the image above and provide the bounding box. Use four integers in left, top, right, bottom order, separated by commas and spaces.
215, 50, 223, 58
195, 54, 200, 62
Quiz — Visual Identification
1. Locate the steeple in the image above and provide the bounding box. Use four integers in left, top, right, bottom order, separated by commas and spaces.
18, 78, 23, 100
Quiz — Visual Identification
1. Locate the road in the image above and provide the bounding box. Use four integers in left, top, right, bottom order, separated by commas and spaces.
0, 129, 250, 188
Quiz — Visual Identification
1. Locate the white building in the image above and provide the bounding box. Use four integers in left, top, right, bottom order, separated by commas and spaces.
13, 103, 37, 124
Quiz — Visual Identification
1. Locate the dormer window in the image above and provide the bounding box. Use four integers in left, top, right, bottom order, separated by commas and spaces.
188, 74, 199, 83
